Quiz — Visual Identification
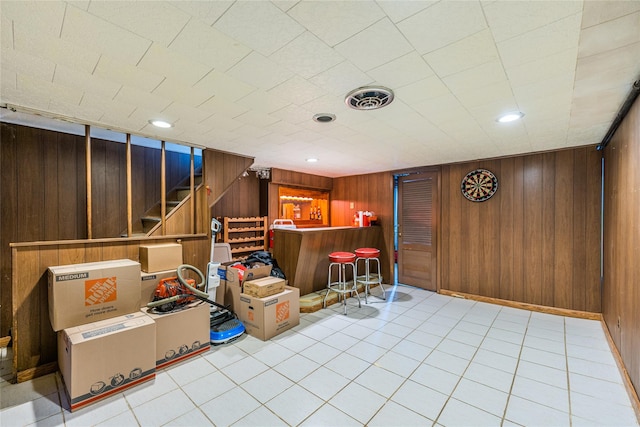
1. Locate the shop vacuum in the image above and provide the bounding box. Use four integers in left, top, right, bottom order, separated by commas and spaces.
146, 219, 245, 345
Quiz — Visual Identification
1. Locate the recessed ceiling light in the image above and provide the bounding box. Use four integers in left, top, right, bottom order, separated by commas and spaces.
306, 158, 318, 163
496, 112, 524, 123
149, 119, 173, 128
313, 113, 335, 123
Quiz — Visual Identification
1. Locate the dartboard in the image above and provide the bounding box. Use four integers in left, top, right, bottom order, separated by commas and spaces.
461, 169, 498, 202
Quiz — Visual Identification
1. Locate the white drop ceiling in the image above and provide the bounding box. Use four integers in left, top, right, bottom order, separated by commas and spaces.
1, 1, 639, 177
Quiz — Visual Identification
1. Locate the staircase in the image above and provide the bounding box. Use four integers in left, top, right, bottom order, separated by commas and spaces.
122, 170, 202, 237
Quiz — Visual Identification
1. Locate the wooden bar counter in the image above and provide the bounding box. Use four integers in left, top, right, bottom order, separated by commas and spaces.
272, 226, 385, 296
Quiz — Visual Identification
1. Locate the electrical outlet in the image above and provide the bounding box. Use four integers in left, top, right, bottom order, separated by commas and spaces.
350, 202, 354, 209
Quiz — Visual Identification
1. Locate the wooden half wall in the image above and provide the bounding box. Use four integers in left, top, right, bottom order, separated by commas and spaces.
203, 149, 254, 209
10, 235, 209, 383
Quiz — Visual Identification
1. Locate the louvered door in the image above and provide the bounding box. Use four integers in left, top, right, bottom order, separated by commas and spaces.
398, 172, 437, 290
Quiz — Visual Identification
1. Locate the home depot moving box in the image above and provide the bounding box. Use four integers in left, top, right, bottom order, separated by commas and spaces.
48, 259, 141, 331
58, 311, 156, 412
139, 243, 182, 273
140, 270, 177, 308
142, 302, 210, 369
236, 286, 300, 341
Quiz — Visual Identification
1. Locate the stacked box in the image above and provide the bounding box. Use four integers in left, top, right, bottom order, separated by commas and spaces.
48, 259, 142, 331
236, 286, 300, 341
139, 243, 183, 273
243, 276, 285, 298
142, 303, 211, 369
58, 312, 156, 412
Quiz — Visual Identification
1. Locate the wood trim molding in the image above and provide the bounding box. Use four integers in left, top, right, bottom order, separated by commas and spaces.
9, 234, 207, 248
438, 289, 602, 320
602, 319, 640, 422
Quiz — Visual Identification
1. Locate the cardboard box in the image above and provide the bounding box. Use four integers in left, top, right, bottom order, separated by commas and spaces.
139, 243, 183, 273
218, 262, 272, 311
142, 302, 211, 369
236, 286, 300, 341
243, 276, 285, 298
48, 259, 142, 331
140, 270, 177, 308
58, 311, 156, 412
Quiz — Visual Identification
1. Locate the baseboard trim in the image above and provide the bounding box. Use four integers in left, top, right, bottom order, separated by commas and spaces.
601, 320, 640, 422
438, 290, 601, 320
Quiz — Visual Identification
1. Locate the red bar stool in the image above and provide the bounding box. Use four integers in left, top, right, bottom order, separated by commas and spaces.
323, 251, 361, 315
355, 247, 385, 303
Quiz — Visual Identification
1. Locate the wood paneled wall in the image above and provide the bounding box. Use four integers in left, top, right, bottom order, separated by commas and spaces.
203, 149, 254, 209
441, 148, 602, 312
603, 98, 640, 394
211, 174, 261, 220
0, 123, 199, 337
265, 169, 334, 229
10, 235, 209, 382
331, 172, 395, 285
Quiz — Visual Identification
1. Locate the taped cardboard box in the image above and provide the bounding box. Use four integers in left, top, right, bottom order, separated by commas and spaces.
243, 276, 285, 298
218, 262, 272, 311
139, 243, 182, 273
140, 270, 177, 308
58, 311, 156, 412
142, 302, 210, 369
236, 286, 300, 341
48, 259, 141, 331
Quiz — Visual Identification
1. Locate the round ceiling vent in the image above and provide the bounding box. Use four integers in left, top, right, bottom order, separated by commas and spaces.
313, 113, 336, 123
345, 86, 394, 110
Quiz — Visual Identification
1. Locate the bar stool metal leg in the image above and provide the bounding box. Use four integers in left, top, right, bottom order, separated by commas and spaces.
323, 252, 361, 315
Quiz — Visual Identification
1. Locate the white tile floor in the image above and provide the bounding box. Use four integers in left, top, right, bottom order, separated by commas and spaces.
1, 285, 639, 426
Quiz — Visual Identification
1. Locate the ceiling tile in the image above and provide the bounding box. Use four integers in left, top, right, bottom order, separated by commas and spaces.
137, 43, 212, 86
376, 0, 436, 23
310, 61, 373, 97
413, 93, 467, 125
270, 31, 345, 79
1, 14, 13, 50
227, 51, 293, 91
574, 42, 640, 95
424, 29, 499, 78
1, 68, 16, 91
198, 96, 249, 120
61, 5, 151, 65
497, 13, 581, 69
268, 104, 313, 125
54, 64, 120, 100
167, 19, 251, 72
578, 12, 640, 58
482, 0, 582, 42
394, 75, 451, 105
233, 123, 273, 140
455, 80, 514, 109
1, 0, 65, 37
287, 1, 385, 47
268, 76, 326, 106
152, 78, 214, 109
81, 92, 135, 120
236, 90, 291, 114
505, 48, 577, 88
367, 52, 435, 89
161, 102, 212, 124
169, 1, 232, 26
94, 56, 163, 93
1, 48, 55, 83
50, 97, 104, 122
235, 110, 283, 128
213, 1, 304, 56
266, 120, 302, 136
581, 0, 640, 28
335, 18, 413, 71
194, 69, 255, 103
114, 86, 172, 114
17, 73, 83, 106
87, 1, 190, 46
514, 75, 574, 106
398, 1, 487, 54
14, 24, 100, 74
199, 113, 243, 132
443, 60, 507, 94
